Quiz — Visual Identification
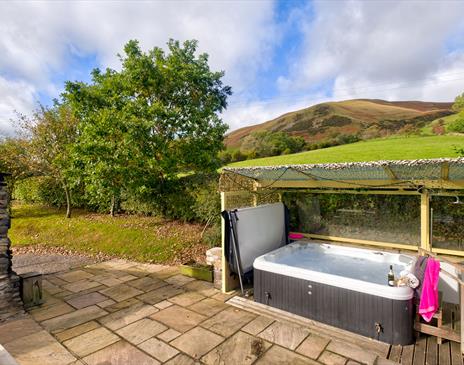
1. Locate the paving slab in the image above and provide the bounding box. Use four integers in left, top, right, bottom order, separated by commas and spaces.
296, 334, 331, 360
188, 298, 228, 316
154, 300, 173, 310
29, 301, 75, 322
157, 328, 181, 342
150, 305, 206, 333
153, 267, 180, 280
99, 302, 158, 330
165, 353, 199, 365
99, 283, 143, 302
319, 351, 347, 365
41, 305, 108, 333
96, 276, 123, 287
183, 280, 217, 297
97, 298, 116, 308
170, 327, 224, 359
63, 327, 119, 357
66, 291, 109, 309
211, 292, 236, 302
55, 321, 101, 342
138, 337, 179, 362
58, 270, 94, 283
242, 315, 274, 336
258, 321, 310, 351
201, 307, 256, 337
326, 340, 378, 365
116, 318, 167, 344
254, 345, 318, 365
201, 331, 271, 365
47, 276, 69, 287
164, 274, 196, 286
42, 280, 63, 295
63, 279, 101, 293
127, 276, 167, 292
104, 297, 141, 313
0, 318, 42, 345
4, 330, 76, 365
138, 285, 184, 305
169, 291, 205, 307
83, 340, 160, 365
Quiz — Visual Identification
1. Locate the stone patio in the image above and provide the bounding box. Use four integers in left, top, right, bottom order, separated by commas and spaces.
0, 259, 398, 365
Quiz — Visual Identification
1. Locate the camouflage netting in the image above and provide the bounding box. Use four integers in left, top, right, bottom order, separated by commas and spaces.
221, 158, 464, 187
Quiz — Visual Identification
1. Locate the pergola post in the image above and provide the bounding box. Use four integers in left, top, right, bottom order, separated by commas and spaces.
420, 192, 431, 252
220, 191, 239, 293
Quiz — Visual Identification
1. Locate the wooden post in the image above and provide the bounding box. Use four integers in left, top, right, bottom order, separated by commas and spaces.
220, 191, 239, 293
420, 192, 431, 252
252, 181, 258, 207
461, 283, 464, 354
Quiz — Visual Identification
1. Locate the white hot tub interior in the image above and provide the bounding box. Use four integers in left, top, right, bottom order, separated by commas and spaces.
259, 241, 415, 286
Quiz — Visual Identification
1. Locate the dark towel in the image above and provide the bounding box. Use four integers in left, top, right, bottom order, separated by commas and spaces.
413, 256, 428, 303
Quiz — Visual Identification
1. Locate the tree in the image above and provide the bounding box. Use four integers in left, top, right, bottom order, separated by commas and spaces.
452, 92, 464, 112
240, 131, 306, 158
18, 104, 79, 218
0, 137, 33, 194
63, 39, 231, 215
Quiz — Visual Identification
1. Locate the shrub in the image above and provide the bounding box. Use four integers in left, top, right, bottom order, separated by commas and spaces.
202, 223, 221, 248
448, 113, 464, 133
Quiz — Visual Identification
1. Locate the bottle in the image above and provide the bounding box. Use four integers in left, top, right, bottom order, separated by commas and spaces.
388, 265, 395, 287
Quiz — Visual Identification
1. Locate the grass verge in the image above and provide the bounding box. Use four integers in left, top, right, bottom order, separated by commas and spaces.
9, 204, 206, 264
227, 135, 464, 167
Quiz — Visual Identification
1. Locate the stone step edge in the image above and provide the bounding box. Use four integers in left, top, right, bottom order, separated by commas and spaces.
0, 344, 19, 365
227, 295, 390, 359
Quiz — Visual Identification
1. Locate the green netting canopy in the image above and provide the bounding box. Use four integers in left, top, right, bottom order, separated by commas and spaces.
220, 158, 464, 192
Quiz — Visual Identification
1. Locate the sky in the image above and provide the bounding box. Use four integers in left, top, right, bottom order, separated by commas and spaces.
1, 0, 464, 137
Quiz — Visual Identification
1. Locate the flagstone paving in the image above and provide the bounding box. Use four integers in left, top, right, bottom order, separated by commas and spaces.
0, 258, 400, 365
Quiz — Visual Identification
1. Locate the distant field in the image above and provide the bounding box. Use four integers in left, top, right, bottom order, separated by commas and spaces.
227, 135, 464, 167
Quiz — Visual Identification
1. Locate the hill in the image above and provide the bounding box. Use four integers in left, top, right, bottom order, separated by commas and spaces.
227, 135, 464, 167
225, 99, 454, 149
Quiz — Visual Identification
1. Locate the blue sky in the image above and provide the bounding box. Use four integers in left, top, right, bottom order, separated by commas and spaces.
1, 0, 464, 136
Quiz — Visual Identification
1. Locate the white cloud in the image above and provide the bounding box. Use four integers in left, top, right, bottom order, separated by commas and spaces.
0, 76, 36, 137
279, 0, 464, 101
0, 0, 278, 133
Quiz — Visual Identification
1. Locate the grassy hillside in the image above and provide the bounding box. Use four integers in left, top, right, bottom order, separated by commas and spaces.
227, 135, 464, 167
422, 113, 461, 134
226, 99, 454, 149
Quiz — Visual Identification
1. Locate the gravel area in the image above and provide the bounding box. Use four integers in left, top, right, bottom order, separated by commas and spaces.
12, 246, 110, 275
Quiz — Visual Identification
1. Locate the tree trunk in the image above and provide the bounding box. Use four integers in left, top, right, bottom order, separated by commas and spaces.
110, 195, 116, 217
64, 183, 71, 218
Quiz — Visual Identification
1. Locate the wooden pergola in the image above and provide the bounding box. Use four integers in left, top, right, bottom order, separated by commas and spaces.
219, 157, 464, 352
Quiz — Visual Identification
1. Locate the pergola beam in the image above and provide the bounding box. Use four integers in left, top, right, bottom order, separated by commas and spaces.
255, 179, 464, 190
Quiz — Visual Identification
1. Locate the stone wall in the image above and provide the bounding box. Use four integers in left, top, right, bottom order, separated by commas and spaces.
0, 175, 23, 321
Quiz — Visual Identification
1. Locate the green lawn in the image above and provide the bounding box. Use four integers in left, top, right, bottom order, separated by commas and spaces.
227, 135, 464, 167
10, 204, 204, 264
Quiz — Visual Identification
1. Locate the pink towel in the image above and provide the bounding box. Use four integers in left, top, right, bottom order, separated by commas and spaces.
418, 258, 440, 322
288, 233, 304, 240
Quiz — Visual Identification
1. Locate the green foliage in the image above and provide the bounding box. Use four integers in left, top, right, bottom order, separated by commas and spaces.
240, 131, 306, 158
202, 223, 221, 248
63, 39, 230, 214
452, 92, 464, 112
448, 111, 464, 133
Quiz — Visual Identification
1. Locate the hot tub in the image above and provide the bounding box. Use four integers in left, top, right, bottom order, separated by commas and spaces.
253, 241, 416, 345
